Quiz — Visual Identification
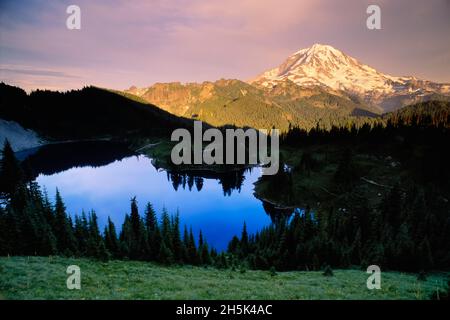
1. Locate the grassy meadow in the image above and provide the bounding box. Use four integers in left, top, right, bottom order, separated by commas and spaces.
0, 256, 447, 300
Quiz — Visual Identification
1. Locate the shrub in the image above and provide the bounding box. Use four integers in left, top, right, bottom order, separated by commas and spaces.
322, 265, 334, 277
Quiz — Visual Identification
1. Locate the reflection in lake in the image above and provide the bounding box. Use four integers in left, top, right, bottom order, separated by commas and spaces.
21, 141, 297, 250
19, 140, 135, 180
166, 169, 249, 196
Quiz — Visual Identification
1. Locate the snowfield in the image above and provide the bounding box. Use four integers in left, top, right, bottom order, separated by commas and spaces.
251, 44, 450, 104
0, 118, 44, 153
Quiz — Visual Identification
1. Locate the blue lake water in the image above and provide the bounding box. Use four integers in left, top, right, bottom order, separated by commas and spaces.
34, 153, 272, 251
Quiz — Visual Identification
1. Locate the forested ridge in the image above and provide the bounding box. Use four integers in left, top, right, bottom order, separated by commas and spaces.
125, 79, 383, 131
244, 100, 450, 272
0, 82, 194, 140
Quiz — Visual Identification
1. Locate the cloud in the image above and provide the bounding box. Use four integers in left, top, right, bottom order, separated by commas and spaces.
0, 0, 449, 91
0, 65, 79, 78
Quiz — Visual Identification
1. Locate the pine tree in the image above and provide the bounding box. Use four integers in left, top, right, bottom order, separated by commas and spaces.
187, 227, 198, 265
0, 139, 24, 202
394, 223, 414, 271
119, 214, 132, 258
171, 212, 183, 263
53, 189, 77, 255
217, 252, 228, 269
418, 237, 434, 271
27, 183, 57, 256
130, 197, 141, 237
382, 184, 403, 232
198, 230, 204, 248
333, 148, 359, 191
160, 207, 173, 253
143, 202, 160, 260
200, 240, 211, 265
74, 211, 89, 256
128, 197, 146, 259
86, 210, 108, 260
297, 151, 315, 176
144, 202, 157, 233
158, 239, 173, 264
240, 222, 249, 256
104, 217, 120, 258
0, 206, 9, 255
228, 236, 240, 254
42, 188, 55, 232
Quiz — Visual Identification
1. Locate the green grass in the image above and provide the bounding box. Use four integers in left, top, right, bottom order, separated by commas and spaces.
0, 257, 447, 300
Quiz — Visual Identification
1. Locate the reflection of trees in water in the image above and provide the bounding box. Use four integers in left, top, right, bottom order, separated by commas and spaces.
21, 141, 135, 181
167, 172, 205, 192
166, 168, 251, 196
261, 202, 313, 226
261, 200, 296, 224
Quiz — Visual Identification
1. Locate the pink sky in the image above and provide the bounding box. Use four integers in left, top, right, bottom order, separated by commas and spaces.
0, 0, 449, 91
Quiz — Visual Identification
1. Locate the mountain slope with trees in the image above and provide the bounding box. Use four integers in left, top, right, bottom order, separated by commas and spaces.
0, 82, 194, 141
125, 79, 380, 131
247, 101, 450, 272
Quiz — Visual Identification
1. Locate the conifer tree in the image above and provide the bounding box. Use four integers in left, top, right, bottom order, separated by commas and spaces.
86, 210, 108, 260
104, 217, 119, 258
127, 197, 148, 259
171, 212, 183, 263
119, 214, 132, 258
144, 202, 157, 233
53, 189, 77, 255
187, 227, 198, 265
143, 202, 161, 259
0, 206, 8, 255
160, 207, 173, 253
333, 148, 359, 191
200, 240, 211, 265
74, 212, 88, 255
158, 239, 173, 264
130, 197, 141, 238
240, 222, 249, 256
0, 139, 24, 202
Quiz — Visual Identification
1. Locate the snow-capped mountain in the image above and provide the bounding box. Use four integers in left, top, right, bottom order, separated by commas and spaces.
251, 44, 450, 111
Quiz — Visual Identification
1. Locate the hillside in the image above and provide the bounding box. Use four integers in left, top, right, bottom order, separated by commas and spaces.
0, 119, 44, 152
125, 79, 378, 131
0, 83, 194, 141
128, 79, 292, 129
0, 256, 447, 300
383, 100, 450, 127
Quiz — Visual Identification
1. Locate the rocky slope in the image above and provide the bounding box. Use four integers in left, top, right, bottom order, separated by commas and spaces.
0, 118, 44, 152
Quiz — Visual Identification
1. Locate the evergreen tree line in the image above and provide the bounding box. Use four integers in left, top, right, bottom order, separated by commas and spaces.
282, 101, 450, 189
0, 140, 231, 267
228, 101, 450, 272
282, 100, 450, 147
228, 183, 450, 272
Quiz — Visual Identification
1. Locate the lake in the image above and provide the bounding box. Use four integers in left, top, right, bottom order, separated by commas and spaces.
19, 141, 290, 251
